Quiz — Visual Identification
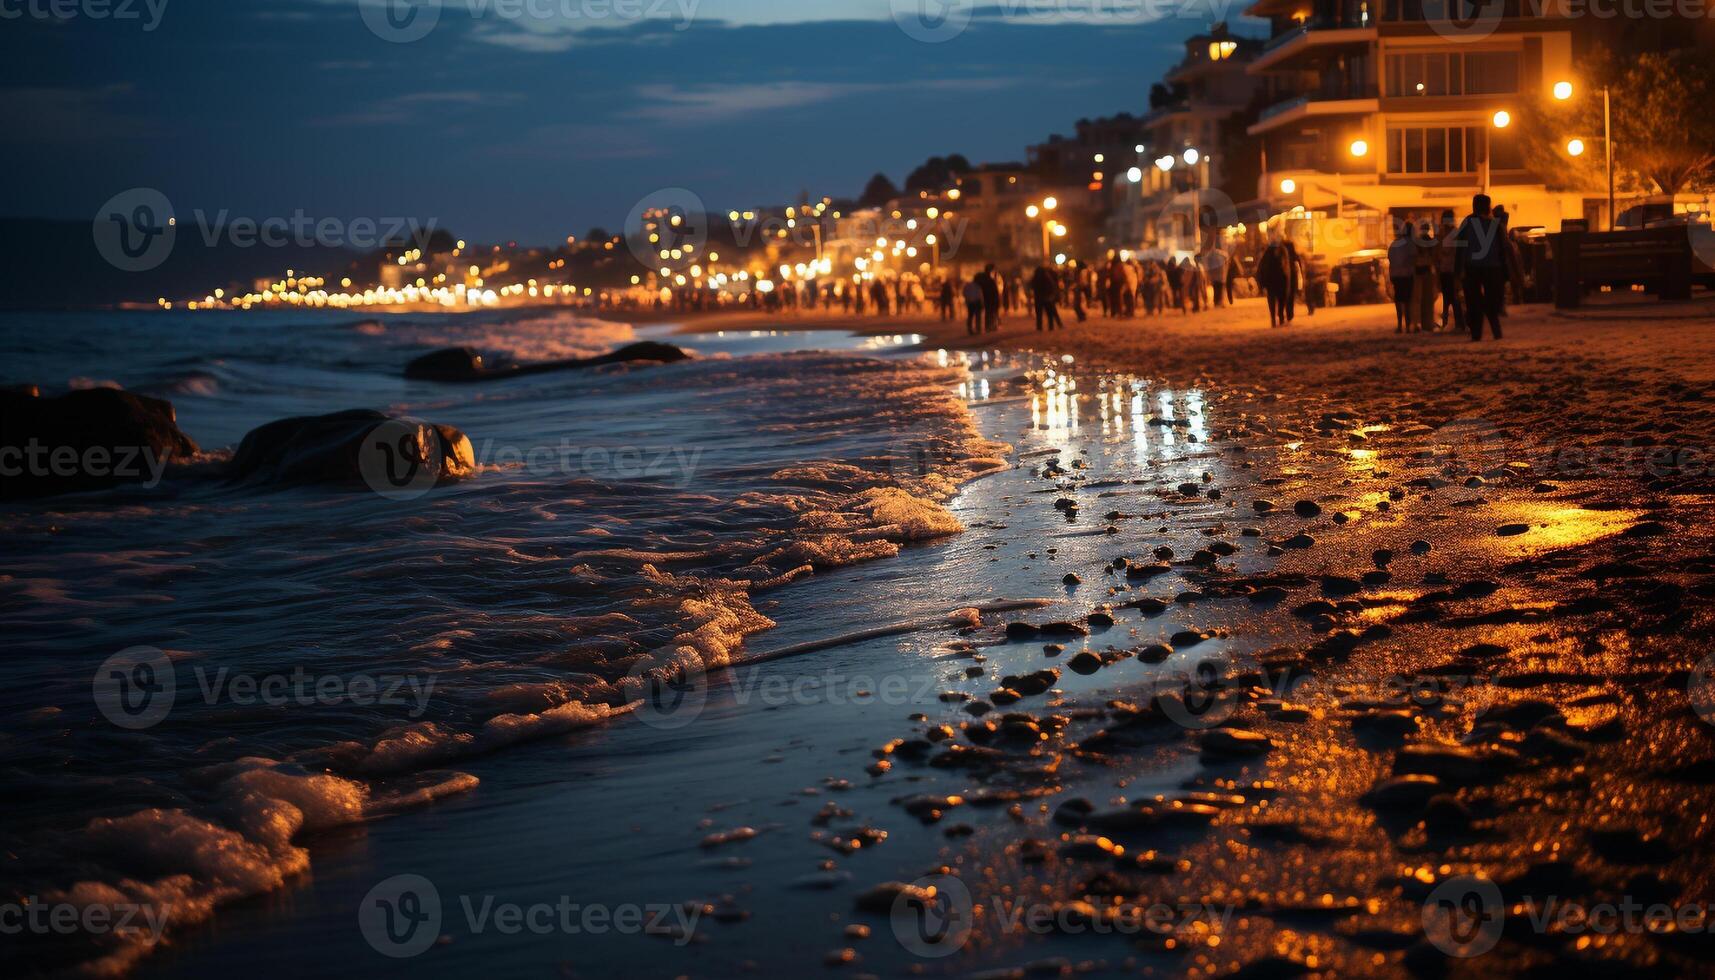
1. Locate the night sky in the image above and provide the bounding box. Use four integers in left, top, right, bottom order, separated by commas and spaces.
2, 0, 1248, 245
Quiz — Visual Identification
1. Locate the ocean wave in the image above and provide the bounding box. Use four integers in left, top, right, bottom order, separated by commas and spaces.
0, 347, 1008, 975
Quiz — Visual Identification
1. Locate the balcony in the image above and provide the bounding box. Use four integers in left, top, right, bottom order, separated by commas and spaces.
1249, 19, 1378, 73
1248, 81, 1379, 135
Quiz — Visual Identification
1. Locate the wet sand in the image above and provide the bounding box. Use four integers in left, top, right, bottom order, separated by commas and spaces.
620, 294, 1715, 975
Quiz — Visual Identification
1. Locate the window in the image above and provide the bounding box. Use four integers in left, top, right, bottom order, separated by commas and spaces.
1386, 51, 1519, 97
1387, 126, 1480, 173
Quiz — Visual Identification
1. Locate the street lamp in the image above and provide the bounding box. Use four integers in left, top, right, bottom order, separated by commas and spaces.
1552, 81, 1615, 230
1279, 177, 1296, 194
1349, 139, 1369, 158
1491, 110, 1510, 129
1566, 138, 1585, 157
1026, 199, 1060, 262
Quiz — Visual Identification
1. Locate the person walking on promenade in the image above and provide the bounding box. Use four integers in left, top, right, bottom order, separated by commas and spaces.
1280, 238, 1302, 323
1455, 193, 1506, 341
1031, 263, 1063, 331
1388, 220, 1417, 333
1183, 257, 1207, 313
1164, 257, 1183, 311
979, 264, 1002, 333
1202, 244, 1231, 307
1435, 209, 1464, 334
1257, 235, 1290, 327
961, 276, 984, 335
1413, 221, 1438, 333
938, 278, 956, 321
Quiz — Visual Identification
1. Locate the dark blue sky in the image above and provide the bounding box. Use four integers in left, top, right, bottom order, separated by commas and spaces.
2, 0, 1253, 245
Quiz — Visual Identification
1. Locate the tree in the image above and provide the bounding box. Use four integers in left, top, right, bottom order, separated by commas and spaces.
1149, 83, 1187, 111
903, 155, 972, 193
1517, 48, 1715, 197
858, 173, 900, 208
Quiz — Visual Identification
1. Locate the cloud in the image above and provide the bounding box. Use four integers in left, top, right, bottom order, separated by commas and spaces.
632, 77, 1016, 125
315, 90, 524, 127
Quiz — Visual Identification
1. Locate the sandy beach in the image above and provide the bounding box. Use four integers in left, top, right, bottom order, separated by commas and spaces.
604, 293, 1715, 975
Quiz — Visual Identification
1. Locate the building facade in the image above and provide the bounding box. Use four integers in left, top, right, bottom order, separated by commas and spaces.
1245, 0, 1587, 255
1114, 24, 1264, 255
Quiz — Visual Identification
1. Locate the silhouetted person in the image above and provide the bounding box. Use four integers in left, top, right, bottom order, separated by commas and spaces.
1388, 220, 1416, 333
978, 264, 1002, 332
1030, 263, 1063, 331
962, 277, 984, 335
1455, 193, 1505, 341
1435, 209, 1464, 333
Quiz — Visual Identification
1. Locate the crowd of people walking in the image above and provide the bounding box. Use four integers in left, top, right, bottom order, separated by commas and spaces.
1385, 194, 1526, 341
716, 194, 1530, 342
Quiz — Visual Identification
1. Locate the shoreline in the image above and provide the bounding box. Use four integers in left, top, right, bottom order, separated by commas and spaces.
11, 299, 1715, 977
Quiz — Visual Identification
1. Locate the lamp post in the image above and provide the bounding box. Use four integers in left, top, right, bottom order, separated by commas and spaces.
1026, 197, 1059, 262
1155, 148, 1207, 251
1553, 80, 1614, 230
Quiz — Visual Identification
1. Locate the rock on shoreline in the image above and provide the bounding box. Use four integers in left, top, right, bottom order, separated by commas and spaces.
1, 386, 199, 500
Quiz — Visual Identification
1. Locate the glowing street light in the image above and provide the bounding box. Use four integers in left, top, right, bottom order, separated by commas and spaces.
1553, 80, 1573, 101
1026, 204, 1040, 218
1279, 177, 1297, 194
1492, 110, 1510, 129
1567, 138, 1585, 157
1349, 139, 1369, 157
1155, 155, 1174, 172
1182, 147, 1200, 166
1043, 196, 1058, 210
1127, 166, 1143, 183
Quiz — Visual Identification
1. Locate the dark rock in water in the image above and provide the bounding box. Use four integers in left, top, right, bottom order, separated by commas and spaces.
1, 387, 199, 500
1200, 729, 1272, 761
1138, 643, 1174, 663
1052, 797, 1094, 826
1360, 774, 1442, 810
405, 341, 690, 381
1067, 651, 1103, 675
1062, 572, 1082, 586
227, 409, 474, 490
402, 346, 486, 381
1004, 622, 1041, 640
1423, 795, 1473, 836
1373, 548, 1393, 567
1282, 533, 1315, 549
1496, 523, 1530, 537
1086, 611, 1114, 628
1294, 500, 1321, 517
